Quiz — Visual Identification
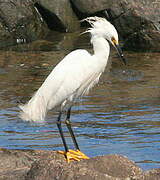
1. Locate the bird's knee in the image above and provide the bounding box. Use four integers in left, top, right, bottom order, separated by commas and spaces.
65, 119, 71, 125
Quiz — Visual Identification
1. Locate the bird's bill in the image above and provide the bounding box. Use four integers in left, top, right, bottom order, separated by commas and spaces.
114, 44, 126, 65
111, 38, 126, 65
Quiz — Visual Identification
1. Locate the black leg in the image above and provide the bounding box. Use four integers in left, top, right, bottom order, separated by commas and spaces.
56, 111, 68, 152
65, 107, 80, 150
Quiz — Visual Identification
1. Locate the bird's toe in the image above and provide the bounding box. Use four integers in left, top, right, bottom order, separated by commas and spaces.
57, 149, 89, 163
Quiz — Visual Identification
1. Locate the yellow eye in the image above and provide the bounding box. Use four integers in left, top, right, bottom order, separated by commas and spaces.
111, 37, 118, 45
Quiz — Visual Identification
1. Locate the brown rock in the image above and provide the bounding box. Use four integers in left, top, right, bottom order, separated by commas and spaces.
143, 169, 160, 180
0, 148, 160, 180
26, 153, 143, 180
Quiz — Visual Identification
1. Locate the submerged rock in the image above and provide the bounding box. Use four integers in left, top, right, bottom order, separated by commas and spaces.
0, 148, 160, 180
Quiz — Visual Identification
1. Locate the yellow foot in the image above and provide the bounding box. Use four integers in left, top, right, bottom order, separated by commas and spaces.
57, 149, 89, 163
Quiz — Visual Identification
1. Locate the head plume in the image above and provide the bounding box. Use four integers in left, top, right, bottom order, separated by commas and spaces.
80, 16, 126, 65
81, 16, 118, 43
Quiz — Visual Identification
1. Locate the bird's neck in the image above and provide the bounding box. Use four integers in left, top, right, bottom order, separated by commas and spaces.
91, 35, 110, 59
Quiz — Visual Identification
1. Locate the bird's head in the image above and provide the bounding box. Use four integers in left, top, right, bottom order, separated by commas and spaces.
81, 16, 126, 65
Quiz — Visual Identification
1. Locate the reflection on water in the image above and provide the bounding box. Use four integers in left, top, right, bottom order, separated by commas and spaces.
0, 32, 160, 170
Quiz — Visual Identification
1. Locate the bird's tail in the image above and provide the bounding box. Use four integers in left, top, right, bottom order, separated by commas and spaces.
19, 92, 47, 122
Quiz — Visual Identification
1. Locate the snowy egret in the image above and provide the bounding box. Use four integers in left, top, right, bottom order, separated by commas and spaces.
19, 16, 126, 162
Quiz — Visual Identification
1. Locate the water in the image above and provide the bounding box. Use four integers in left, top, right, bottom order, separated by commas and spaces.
0, 32, 160, 170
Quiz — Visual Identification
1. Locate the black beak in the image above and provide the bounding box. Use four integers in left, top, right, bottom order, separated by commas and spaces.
114, 44, 126, 65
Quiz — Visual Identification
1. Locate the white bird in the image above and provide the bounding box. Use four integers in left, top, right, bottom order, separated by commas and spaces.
19, 16, 126, 162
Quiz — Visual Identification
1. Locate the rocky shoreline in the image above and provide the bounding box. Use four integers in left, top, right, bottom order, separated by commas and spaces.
0, 148, 160, 180
0, 0, 159, 51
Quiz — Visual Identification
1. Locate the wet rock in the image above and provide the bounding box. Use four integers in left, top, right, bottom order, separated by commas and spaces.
35, 0, 80, 32
0, 0, 47, 49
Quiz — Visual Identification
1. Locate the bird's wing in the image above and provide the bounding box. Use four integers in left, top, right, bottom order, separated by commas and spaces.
19, 49, 101, 121
39, 49, 99, 109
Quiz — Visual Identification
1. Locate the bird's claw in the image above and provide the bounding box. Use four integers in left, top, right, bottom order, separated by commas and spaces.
57, 149, 89, 163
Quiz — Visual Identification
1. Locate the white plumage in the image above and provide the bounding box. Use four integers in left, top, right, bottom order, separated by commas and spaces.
19, 16, 125, 122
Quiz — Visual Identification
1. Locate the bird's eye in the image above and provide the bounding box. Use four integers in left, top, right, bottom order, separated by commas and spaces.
111, 37, 118, 45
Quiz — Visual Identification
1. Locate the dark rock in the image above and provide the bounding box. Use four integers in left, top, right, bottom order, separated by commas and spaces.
111, 0, 160, 51
123, 29, 160, 52
0, 0, 48, 48
72, 0, 160, 51
0, 0, 159, 51
71, 0, 112, 14
35, 0, 80, 32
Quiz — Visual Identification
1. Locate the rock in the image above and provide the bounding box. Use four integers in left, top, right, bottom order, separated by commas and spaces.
0, 148, 160, 180
111, 0, 160, 51
35, 0, 80, 32
26, 154, 143, 180
71, 0, 113, 14
142, 169, 160, 180
0, 0, 159, 50
0, 148, 33, 180
72, 0, 160, 51
0, 0, 47, 49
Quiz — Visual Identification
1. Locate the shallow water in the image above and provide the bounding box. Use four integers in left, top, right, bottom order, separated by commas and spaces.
0, 32, 160, 170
